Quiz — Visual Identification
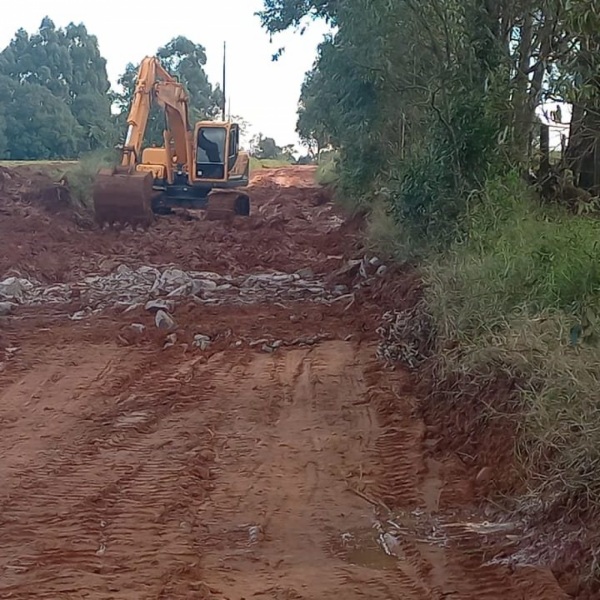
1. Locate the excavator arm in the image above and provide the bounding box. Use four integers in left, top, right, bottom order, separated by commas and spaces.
121, 57, 191, 171
93, 57, 192, 226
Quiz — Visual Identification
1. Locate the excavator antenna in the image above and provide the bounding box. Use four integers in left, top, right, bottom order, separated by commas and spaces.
222, 41, 227, 122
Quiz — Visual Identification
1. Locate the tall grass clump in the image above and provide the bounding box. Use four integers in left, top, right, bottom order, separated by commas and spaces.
63, 149, 118, 213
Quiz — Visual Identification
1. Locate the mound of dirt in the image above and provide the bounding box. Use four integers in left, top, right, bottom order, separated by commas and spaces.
0, 165, 359, 285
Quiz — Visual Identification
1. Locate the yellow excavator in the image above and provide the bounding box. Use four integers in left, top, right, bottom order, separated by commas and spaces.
93, 55, 250, 226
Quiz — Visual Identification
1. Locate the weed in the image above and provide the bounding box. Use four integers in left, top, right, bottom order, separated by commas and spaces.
62, 150, 118, 213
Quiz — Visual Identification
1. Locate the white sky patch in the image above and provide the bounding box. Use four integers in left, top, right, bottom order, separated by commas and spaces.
0, 0, 331, 149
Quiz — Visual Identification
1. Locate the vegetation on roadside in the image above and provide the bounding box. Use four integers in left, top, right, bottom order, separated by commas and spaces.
260, 0, 600, 580
61, 150, 118, 213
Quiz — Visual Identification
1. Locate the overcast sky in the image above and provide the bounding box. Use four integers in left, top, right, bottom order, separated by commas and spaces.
0, 0, 330, 149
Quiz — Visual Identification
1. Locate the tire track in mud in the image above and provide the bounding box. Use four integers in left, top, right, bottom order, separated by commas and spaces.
194, 341, 421, 600
0, 345, 224, 598
364, 365, 569, 599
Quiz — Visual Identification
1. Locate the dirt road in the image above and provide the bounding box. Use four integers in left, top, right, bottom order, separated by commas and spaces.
0, 166, 569, 598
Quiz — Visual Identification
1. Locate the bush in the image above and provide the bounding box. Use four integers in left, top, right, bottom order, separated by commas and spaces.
62, 149, 119, 213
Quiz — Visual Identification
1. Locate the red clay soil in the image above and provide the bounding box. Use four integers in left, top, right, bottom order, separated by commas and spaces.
0, 165, 577, 598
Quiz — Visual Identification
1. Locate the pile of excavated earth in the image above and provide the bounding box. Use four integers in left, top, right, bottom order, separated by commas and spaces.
0, 164, 588, 598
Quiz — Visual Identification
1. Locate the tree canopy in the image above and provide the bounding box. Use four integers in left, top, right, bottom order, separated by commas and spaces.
0, 21, 224, 160
0, 17, 115, 158
260, 0, 600, 247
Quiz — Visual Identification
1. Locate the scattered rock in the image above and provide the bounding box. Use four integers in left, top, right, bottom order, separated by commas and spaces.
193, 334, 211, 350
248, 525, 263, 544
166, 284, 191, 298
191, 279, 218, 294
0, 277, 32, 301
155, 309, 177, 330
2, 263, 362, 319
123, 303, 142, 313
376, 265, 388, 277
129, 323, 146, 334
163, 333, 178, 348
116, 264, 133, 276
296, 267, 314, 279
145, 299, 175, 312
0, 301, 17, 316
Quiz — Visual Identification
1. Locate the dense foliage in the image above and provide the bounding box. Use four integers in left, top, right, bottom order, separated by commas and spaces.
261, 1, 600, 222
0, 17, 114, 159
0, 20, 224, 160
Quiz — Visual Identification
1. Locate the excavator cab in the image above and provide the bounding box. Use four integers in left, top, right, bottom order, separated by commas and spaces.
194, 122, 245, 183
194, 122, 250, 220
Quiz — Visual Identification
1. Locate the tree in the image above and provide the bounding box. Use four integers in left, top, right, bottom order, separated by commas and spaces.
0, 114, 7, 157
115, 36, 223, 147
0, 17, 115, 155
0, 75, 83, 160
260, 0, 600, 243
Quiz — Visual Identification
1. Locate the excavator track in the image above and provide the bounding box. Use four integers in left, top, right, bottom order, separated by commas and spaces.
93, 168, 155, 228
206, 189, 250, 221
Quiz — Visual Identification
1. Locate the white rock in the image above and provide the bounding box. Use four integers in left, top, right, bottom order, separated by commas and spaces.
0, 301, 17, 316
0, 277, 32, 300
296, 267, 314, 278
164, 333, 178, 348
123, 303, 142, 313
155, 309, 177, 330
145, 299, 175, 312
167, 284, 192, 298
129, 323, 146, 334
160, 268, 190, 288
190, 271, 221, 281
191, 279, 218, 294
193, 334, 211, 350
116, 264, 133, 275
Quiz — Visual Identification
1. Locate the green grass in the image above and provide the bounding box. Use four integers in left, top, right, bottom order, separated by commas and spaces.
361, 167, 600, 547
249, 157, 292, 171
0, 159, 78, 167
315, 151, 339, 186
422, 172, 600, 528
60, 150, 118, 213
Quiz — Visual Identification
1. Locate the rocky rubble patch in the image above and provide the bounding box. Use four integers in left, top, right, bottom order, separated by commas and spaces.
0, 264, 365, 321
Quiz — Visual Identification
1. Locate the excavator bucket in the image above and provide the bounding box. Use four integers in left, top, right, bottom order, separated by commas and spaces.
93, 168, 155, 227
205, 189, 250, 221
